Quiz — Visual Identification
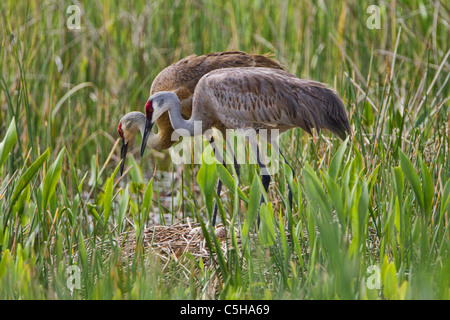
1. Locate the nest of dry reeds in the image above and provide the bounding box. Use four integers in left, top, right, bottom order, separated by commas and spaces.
116, 221, 242, 266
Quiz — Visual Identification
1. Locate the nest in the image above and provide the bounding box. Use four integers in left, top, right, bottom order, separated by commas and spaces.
117, 222, 242, 266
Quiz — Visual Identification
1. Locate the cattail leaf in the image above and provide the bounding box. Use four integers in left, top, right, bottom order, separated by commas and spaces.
441, 179, 450, 222
216, 163, 248, 203
420, 158, 433, 219
399, 151, 424, 214
117, 185, 129, 232
368, 164, 380, 194
141, 177, 154, 220
0, 249, 11, 279
41, 148, 65, 212
382, 260, 398, 299
0, 117, 17, 169
12, 185, 30, 218
10, 149, 50, 207
196, 157, 217, 218
322, 171, 344, 224
258, 203, 275, 246
103, 163, 121, 224
304, 164, 332, 216
392, 166, 404, 201
247, 175, 260, 227
328, 136, 349, 181
128, 155, 145, 186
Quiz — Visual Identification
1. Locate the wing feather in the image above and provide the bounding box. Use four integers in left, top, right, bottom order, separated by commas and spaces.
195, 68, 351, 139
148, 52, 283, 148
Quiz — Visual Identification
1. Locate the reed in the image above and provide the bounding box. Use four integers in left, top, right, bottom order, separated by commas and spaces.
0, 0, 448, 299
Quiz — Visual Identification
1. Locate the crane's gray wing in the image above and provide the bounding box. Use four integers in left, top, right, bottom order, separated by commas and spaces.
148, 52, 284, 149
150, 51, 283, 111
196, 68, 351, 140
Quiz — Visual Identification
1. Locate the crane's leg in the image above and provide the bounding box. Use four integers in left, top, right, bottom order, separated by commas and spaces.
210, 137, 223, 227
278, 149, 295, 210
212, 169, 224, 226
255, 143, 271, 226
268, 136, 295, 211
254, 143, 295, 225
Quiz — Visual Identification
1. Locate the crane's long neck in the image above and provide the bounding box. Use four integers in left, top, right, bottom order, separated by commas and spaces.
166, 99, 197, 137
150, 113, 178, 149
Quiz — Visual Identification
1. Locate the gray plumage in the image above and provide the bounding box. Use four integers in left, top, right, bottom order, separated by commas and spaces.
145, 67, 351, 141
141, 67, 352, 224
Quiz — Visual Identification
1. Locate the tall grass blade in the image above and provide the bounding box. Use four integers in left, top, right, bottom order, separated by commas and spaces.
103, 163, 121, 225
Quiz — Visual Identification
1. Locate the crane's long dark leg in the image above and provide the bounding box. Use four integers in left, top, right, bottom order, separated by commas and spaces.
212, 168, 224, 227
278, 149, 295, 210
210, 137, 223, 227
210, 137, 241, 227
255, 143, 271, 226
253, 143, 294, 225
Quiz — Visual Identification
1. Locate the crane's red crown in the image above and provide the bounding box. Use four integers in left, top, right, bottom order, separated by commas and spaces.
145, 100, 153, 118
118, 122, 124, 139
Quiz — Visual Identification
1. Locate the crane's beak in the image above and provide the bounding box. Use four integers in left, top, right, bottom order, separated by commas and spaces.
120, 139, 128, 176
140, 118, 154, 157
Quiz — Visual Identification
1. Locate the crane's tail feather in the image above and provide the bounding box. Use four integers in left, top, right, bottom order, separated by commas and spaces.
324, 90, 352, 140
301, 84, 351, 141
291, 84, 351, 141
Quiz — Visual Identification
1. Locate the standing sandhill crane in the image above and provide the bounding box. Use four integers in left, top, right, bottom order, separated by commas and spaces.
140, 67, 352, 226
118, 51, 283, 175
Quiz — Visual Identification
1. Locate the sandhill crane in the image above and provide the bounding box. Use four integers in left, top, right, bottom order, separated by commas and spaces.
118, 51, 282, 176
140, 67, 352, 225
118, 52, 283, 222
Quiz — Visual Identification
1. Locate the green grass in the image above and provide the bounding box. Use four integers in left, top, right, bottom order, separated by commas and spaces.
0, 0, 449, 299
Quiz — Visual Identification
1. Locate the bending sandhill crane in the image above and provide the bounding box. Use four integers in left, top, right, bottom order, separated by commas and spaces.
118, 51, 283, 175
140, 67, 351, 225
118, 52, 283, 222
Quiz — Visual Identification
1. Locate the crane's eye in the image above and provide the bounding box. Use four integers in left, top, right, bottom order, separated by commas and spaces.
145, 100, 153, 117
